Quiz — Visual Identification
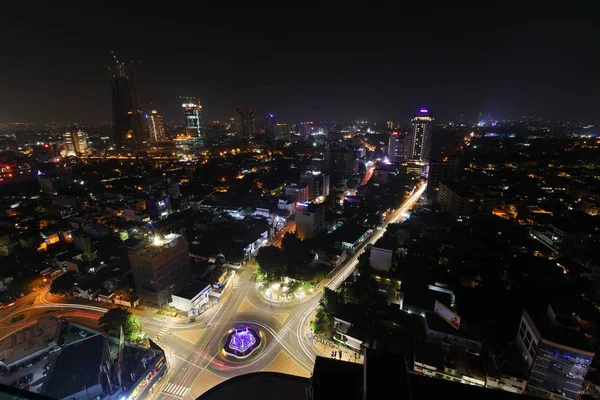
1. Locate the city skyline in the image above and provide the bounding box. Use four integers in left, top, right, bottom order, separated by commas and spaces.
1, 4, 600, 124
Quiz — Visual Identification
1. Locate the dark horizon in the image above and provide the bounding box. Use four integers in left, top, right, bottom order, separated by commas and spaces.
1, 3, 599, 124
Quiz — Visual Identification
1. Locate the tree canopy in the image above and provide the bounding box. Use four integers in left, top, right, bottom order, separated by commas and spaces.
98, 307, 143, 343
256, 246, 287, 281
49, 271, 77, 295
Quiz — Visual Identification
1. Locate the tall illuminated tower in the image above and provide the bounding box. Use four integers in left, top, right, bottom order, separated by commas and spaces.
265, 113, 275, 137
147, 110, 166, 143
181, 97, 203, 140
408, 108, 433, 161
108, 53, 146, 149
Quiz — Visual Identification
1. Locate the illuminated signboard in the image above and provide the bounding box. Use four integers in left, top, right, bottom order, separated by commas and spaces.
434, 300, 460, 330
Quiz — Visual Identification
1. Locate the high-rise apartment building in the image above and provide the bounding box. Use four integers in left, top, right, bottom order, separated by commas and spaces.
265, 113, 275, 137
62, 130, 88, 156
428, 158, 459, 189
181, 98, 203, 139
325, 146, 357, 182
304, 171, 330, 200
235, 107, 255, 138
408, 108, 433, 161
128, 233, 192, 307
109, 56, 146, 149
285, 183, 310, 203
147, 110, 166, 143
388, 132, 409, 161
275, 123, 290, 141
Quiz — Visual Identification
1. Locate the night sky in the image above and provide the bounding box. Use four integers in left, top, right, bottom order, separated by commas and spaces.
1, 3, 598, 124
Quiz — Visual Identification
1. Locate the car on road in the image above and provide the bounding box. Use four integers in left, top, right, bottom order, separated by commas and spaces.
78, 331, 88, 338
552, 363, 563, 371
552, 388, 566, 396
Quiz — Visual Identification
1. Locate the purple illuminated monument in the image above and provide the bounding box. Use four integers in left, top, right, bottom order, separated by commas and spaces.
223, 326, 262, 358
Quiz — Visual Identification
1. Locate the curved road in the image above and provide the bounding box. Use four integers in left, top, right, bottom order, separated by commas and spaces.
0, 183, 426, 400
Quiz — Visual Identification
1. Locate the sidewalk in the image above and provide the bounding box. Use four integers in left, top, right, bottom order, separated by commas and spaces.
310, 336, 363, 364
256, 282, 317, 305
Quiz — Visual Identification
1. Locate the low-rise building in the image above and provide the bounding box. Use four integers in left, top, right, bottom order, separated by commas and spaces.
370, 235, 396, 272
170, 281, 212, 316
0, 316, 61, 369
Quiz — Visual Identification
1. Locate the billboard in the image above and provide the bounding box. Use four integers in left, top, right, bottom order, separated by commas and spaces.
434, 300, 460, 330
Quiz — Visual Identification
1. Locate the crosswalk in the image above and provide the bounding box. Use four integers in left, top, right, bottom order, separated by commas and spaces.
155, 325, 171, 342
162, 382, 190, 398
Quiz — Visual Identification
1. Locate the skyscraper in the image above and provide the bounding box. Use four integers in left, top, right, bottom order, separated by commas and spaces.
181, 98, 203, 138
325, 145, 357, 182
62, 130, 88, 156
388, 132, 407, 161
108, 54, 146, 149
275, 123, 290, 141
408, 108, 433, 161
147, 110, 166, 143
245, 109, 255, 137
235, 107, 255, 138
265, 113, 275, 137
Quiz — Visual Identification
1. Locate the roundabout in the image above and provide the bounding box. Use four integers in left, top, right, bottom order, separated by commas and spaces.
221, 325, 264, 360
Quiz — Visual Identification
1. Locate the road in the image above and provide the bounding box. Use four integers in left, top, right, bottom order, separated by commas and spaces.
359, 162, 375, 187
270, 220, 296, 248
1, 182, 426, 400
149, 182, 426, 399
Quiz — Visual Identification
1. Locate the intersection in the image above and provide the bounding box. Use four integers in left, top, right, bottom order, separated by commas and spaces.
0, 183, 426, 399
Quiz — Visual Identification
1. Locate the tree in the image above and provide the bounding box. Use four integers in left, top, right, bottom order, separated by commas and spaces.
281, 233, 313, 278
256, 246, 287, 280
49, 271, 77, 295
320, 288, 340, 315
98, 307, 143, 342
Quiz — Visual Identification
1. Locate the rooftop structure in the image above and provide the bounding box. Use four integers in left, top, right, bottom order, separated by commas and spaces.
128, 233, 192, 307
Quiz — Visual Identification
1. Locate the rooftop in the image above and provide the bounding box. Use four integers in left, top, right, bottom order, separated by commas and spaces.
129, 233, 184, 258
0, 316, 61, 366
174, 281, 211, 300
529, 310, 594, 355
42, 334, 110, 399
